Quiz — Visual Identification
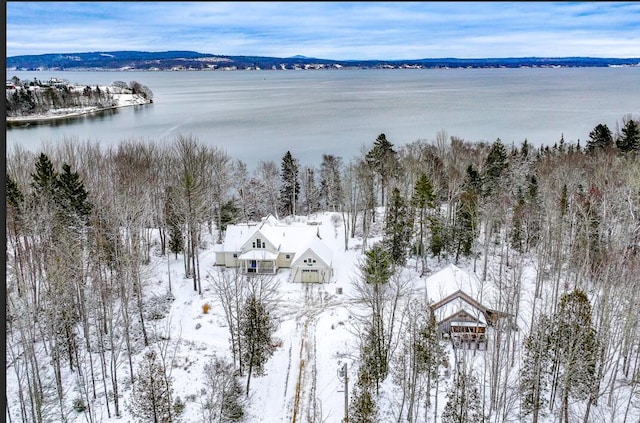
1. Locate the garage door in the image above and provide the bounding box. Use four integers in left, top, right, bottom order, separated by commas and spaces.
302, 269, 319, 283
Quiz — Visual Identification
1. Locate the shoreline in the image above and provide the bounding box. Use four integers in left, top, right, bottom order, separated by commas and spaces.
6, 98, 152, 126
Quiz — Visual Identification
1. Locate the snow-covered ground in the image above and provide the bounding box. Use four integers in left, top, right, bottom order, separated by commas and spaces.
6, 210, 638, 422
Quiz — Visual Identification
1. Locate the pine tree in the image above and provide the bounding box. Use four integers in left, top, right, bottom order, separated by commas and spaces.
412, 172, 436, 263
414, 306, 445, 415
31, 152, 59, 199
6, 174, 25, 229
510, 189, 526, 253
455, 188, 478, 260
201, 354, 245, 422
167, 224, 184, 259
56, 163, 92, 224
302, 167, 321, 215
617, 117, 640, 153
361, 243, 393, 286
428, 214, 446, 258
319, 154, 343, 211
365, 133, 398, 206
550, 290, 599, 423
240, 294, 276, 394
520, 315, 552, 423
383, 187, 413, 267
586, 123, 614, 152
483, 138, 509, 197
129, 350, 174, 423
359, 243, 393, 394
279, 151, 300, 216
349, 361, 379, 423
442, 368, 482, 423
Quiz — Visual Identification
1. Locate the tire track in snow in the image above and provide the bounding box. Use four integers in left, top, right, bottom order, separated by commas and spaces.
289, 284, 322, 423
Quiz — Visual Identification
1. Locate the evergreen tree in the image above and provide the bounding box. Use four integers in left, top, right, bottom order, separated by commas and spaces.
365, 133, 398, 206
428, 214, 446, 258
510, 189, 526, 253
31, 152, 59, 199
349, 359, 379, 423
525, 174, 541, 248
483, 138, 509, 197
219, 199, 241, 233
359, 243, 393, 394
457, 190, 477, 258
56, 163, 92, 223
165, 186, 184, 259
414, 306, 445, 413
240, 294, 276, 394
278, 151, 300, 216
302, 167, 321, 215
442, 368, 482, 423
559, 183, 568, 218
129, 350, 174, 423
6, 174, 25, 229
361, 243, 393, 286
586, 123, 614, 152
412, 172, 436, 262
167, 224, 184, 259
617, 117, 640, 153
551, 290, 599, 423
520, 315, 552, 423
383, 187, 413, 267
319, 154, 343, 211
200, 354, 245, 422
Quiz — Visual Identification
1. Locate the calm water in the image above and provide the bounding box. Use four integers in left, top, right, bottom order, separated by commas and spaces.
6, 68, 640, 168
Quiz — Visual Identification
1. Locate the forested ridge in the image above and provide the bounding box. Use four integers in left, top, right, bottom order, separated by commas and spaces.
5, 77, 153, 118
5, 115, 640, 422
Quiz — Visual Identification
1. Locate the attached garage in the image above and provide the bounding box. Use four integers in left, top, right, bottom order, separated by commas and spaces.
291, 238, 333, 283
301, 269, 320, 283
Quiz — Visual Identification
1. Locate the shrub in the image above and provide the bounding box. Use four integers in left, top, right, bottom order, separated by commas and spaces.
72, 397, 87, 413
173, 396, 185, 415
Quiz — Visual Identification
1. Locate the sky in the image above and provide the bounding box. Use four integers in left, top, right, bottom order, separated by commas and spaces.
6, 1, 640, 60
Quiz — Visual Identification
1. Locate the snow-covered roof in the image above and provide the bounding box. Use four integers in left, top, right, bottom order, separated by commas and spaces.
434, 297, 488, 325
424, 263, 490, 305
238, 250, 279, 261
291, 236, 333, 267
222, 217, 330, 259
222, 223, 260, 251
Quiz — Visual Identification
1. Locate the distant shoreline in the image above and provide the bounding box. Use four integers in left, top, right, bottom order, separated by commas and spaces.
6, 99, 151, 126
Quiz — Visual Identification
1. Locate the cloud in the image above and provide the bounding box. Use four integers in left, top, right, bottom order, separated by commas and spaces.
6, 2, 640, 58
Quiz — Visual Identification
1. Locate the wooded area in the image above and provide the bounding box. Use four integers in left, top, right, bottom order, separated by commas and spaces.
5, 115, 640, 422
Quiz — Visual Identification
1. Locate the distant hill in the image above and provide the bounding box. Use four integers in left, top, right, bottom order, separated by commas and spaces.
6, 50, 640, 71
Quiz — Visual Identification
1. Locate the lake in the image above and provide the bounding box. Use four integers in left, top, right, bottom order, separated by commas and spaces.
6, 67, 640, 168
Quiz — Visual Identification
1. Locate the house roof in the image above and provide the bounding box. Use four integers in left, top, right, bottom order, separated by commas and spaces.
425, 264, 511, 327
424, 263, 492, 306
291, 237, 333, 267
222, 217, 331, 262
432, 293, 489, 325
238, 250, 278, 261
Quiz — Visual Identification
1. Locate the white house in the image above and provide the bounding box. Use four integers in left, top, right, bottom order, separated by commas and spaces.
214, 215, 333, 283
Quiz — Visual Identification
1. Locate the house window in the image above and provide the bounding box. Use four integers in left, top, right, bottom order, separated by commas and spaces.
285, 254, 290, 259
233, 253, 238, 258
256, 238, 262, 248
252, 242, 256, 248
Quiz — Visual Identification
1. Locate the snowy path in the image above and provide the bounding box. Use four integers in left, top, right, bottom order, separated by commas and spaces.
280, 284, 328, 423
